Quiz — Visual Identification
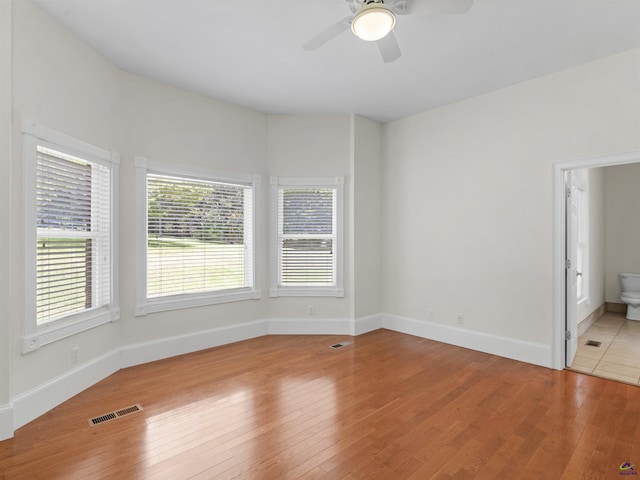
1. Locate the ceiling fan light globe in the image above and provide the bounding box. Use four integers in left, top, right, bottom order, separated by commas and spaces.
351, 6, 396, 42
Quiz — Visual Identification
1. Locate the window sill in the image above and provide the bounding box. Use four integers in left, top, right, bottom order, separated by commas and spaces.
269, 287, 344, 298
22, 308, 120, 354
136, 288, 261, 316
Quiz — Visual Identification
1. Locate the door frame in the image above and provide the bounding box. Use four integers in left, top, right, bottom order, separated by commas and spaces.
552, 150, 640, 370
565, 170, 579, 367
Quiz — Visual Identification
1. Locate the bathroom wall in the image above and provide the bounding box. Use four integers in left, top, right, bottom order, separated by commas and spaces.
604, 163, 640, 302
577, 167, 606, 324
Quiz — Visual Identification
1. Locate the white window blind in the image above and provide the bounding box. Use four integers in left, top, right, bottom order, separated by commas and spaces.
277, 187, 336, 287
146, 174, 253, 298
36, 145, 111, 325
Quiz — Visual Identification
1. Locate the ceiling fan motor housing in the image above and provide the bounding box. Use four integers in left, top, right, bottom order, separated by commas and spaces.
348, 0, 408, 15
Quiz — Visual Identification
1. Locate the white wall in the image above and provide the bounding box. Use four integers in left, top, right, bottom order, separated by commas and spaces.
383, 48, 640, 352
266, 115, 353, 321
352, 116, 383, 319
6, 2, 373, 437
10, 0, 123, 396
0, 0, 13, 437
604, 163, 640, 302
6, 0, 271, 433
119, 72, 268, 346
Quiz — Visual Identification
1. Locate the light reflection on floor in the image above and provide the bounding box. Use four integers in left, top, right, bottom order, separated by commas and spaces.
143, 388, 254, 469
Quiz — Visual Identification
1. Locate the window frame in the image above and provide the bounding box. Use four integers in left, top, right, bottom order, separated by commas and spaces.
135, 157, 260, 316
270, 176, 344, 298
22, 120, 120, 353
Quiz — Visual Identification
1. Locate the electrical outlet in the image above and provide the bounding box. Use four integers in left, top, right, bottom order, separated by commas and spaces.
457, 314, 464, 325
428, 310, 434, 320
308, 305, 316, 316
71, 347, 79, 364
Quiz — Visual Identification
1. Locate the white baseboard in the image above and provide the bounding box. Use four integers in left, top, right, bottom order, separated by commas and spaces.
578, 303, 606, 337
268, 315, 383, 336
4, 313, 554, 440
382, 313, 552, 368
11, 350, 120, 432
9, 318, 355, 438
268, 317, 352, 335
121, 320, 269, 368
0, 403, 13, 441
354, 314, 383, 336
122, 317, 368, 368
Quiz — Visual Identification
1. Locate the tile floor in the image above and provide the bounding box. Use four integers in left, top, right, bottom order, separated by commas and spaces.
570, 312, 640, 385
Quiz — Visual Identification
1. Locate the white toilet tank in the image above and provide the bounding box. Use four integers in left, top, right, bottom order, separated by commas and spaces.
619, 273, 640, 292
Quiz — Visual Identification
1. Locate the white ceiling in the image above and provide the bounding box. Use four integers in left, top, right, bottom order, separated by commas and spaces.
33, 0, 640, 122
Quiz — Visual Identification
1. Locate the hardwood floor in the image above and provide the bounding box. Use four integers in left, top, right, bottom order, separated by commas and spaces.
1, 329, 639, 479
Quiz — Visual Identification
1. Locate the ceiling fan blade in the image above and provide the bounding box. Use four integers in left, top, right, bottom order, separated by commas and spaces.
377, 31, 401, 63
302, 16, 352, 51
409, 0, 473, 15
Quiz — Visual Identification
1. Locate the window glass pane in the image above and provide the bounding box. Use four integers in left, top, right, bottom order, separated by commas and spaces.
282, 188, 333, 235
147, 174, 251, 298
281, 239, 333, 285
37, 238, 91, 323
278, 186, 336, 287
37, 150, 92, 231
36, 146, 111, 325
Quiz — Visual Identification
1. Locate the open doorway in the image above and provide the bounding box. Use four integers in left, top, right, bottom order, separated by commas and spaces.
553, 150, 640, 382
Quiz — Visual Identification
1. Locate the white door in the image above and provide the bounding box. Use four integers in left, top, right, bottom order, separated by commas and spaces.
565, 171, 579, 366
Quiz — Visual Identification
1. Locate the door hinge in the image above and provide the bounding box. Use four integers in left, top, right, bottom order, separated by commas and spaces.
565, 259, 571, 269
565, 330, 572, 340
566, 186, 571, 198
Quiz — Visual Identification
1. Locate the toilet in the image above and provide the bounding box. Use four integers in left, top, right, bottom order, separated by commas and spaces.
619, 273, 640, 321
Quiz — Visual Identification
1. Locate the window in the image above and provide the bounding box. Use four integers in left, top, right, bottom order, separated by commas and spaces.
270, 177, 344, 297
23, 121, 119, 352
136, 158, 259, 315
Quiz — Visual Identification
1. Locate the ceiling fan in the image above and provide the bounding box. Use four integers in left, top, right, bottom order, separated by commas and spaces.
303, 0, 474, 63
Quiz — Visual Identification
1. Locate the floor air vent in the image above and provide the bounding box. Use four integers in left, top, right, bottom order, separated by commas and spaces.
330, 341, 353, 349
585, 340, 602, 348
89, 404, 143, 426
